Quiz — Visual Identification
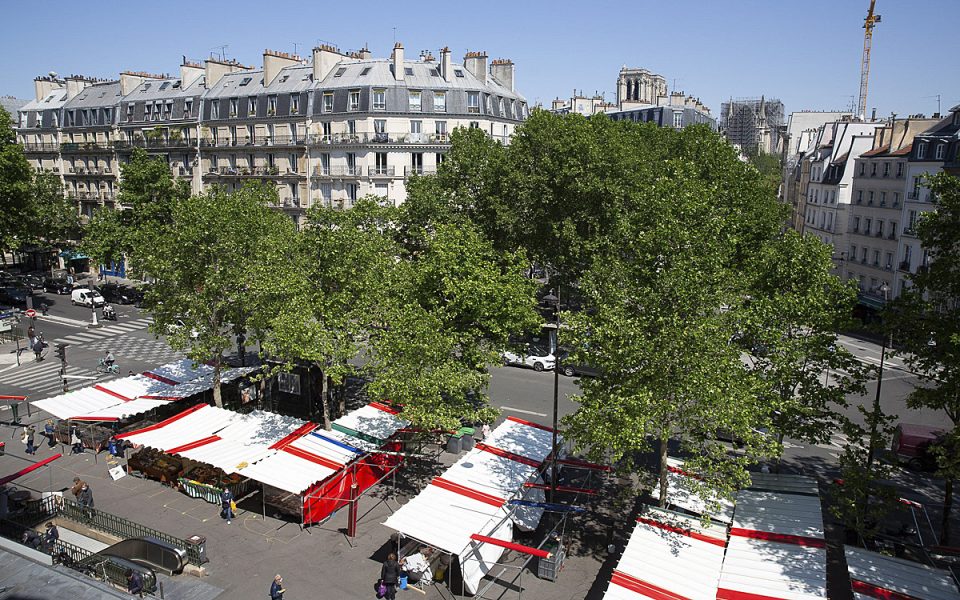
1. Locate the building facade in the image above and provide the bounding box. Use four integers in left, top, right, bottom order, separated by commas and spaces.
843, 117, 937, 305
606, 92, 715, 130
616, 67, 667, 108
15, 43, 529, 223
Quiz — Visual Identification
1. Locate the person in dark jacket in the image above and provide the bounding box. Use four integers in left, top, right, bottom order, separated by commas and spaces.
270, 574, 285, 600
77, 483, 94, 508
220, 488, 235, 524
42, 522, 59, 552
126, 568, 144, 597
44, 420, 56, 447
380, 553, 401, 600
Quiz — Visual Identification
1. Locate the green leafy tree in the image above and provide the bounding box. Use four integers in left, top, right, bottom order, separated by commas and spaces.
137, 183, 291, 407
886, 172, 960, 543
369, 218, 541, 430
563, 149, 781, 507
27, 171, 80, 247
0, 106, 33, 264
740, 231, 868, 459
251, 198, 399, 429
81, 148, 189, 275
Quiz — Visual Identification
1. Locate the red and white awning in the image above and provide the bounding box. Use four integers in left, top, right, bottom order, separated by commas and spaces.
845, 545, 960, 600
604, 506, 728, 600
718, 485, 827, 600
381, 416, 555, 594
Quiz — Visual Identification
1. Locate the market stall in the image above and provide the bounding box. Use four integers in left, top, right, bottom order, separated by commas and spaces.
382, 416, 556, 595
602, 505, 728, 600
665, 456, 735, 525
240, 401, 410, 524
718, 480, 827, 600
845, 545, 960, 600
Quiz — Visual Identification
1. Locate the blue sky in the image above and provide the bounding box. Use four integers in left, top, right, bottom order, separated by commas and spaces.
2, 0, 957, 120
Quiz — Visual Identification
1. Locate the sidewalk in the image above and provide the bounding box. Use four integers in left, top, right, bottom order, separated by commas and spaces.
0, 419, 611, 600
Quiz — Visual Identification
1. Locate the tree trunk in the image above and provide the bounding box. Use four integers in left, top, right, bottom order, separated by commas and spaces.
321, 370, 331, 431
212, 355, 223, 408
338, 376, 346, 419
658, 433, 669, 508
942, 478, 953, 545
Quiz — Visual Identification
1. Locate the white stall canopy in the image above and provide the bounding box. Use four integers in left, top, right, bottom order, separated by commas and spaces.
845, 546, 960, 600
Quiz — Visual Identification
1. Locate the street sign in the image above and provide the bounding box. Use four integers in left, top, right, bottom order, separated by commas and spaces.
24, 309, 37, 319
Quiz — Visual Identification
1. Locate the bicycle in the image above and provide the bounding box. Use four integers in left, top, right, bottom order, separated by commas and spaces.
96, 358, 119, 375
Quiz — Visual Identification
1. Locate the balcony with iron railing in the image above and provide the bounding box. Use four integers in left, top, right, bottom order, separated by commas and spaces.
67, 191, 116, 202
404, 166, 437, 176
21, 141, 60, 152
60, 141, 114, 153
204, 165, 303, 178
65, 166, 113, 176
369, 166, 396, 177
200, 135, 306, 149
115, 136, 194, 150
307, 132, 452, 146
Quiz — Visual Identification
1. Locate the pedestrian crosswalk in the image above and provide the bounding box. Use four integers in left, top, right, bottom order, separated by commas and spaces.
0, 357, 108, 396
83, 337, 184, 366
54, 317, 154, 346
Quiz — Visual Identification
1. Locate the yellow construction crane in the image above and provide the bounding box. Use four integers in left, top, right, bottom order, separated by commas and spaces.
857, 0, 881, 120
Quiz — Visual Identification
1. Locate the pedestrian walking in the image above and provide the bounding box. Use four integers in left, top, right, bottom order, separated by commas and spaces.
25, 425, 36, 455
220, 488, 235, 524
44, 419, 56, 447
380, 552, 401, 600
70, 426, 83, 454
77, 483, 94, 509
42, 522, 59, 552
270, 574, 286, 600
27, 325, 35, 341
126, 568, 144, 597
33, 338, 44, 361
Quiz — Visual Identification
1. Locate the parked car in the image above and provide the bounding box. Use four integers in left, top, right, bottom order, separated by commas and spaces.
43, 278, 73, 295
100, 283, 138, 305
0, 286, 31, 308
71, 288, 106, 307
555, 347, 602, 378
16, 274, 45, 289
891, 423, 946, 471
502, 344, 555, 372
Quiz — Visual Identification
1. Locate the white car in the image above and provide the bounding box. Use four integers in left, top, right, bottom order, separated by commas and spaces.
71, 288, 105, 307
502, 345, 556, 372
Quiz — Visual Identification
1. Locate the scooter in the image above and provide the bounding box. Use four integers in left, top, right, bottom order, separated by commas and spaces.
101, 305, 117, 321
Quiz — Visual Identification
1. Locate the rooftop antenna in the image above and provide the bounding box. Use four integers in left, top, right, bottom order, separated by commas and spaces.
923, 93, 942, 115
292, 42, 301, 57
212, 45, 229, 61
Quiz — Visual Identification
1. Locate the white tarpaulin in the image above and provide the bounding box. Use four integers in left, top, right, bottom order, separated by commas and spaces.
116, 404, 242, 450
382, 416, 555, 594
719, 485, 827, 600
845, 546, 960, 600
331, 402, 409, 442
31, 386, 130, 421
603, 506, 727, 600
665, 457, 735, 525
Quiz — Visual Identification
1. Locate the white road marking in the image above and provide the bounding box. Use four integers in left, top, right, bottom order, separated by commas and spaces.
500, 406, 548, 417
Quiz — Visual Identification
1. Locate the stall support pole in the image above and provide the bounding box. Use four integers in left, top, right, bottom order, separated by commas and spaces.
261, 483, 266, 521
347, 472, 359, 537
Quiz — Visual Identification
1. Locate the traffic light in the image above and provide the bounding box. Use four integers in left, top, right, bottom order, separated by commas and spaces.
55, 343, 68, 363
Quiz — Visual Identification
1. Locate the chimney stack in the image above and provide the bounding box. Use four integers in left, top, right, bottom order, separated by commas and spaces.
490, 59, 514, 92
358, 45, 371, 60
440, 47, 452, 82
34, 76, 64, 102
464, 51, 487, 83
65, 76, 94, 100
180, 58, 204, 89
263, 49, 302, 87
204, 58, 250, 90
392, 42, 405, 81
312, 44, 343, 81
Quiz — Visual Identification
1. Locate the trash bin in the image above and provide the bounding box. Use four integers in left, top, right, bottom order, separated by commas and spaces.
185, 535, 208, 564
445, 433, 463, 454
537, 540, 565, 581
459, 427, 476, 451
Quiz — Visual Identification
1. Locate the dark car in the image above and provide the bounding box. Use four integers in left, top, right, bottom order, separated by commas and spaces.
100, 283, 138, 305
16, 274, 45, 289
556, 347, 602, 378
0, 286, 31, 307
43, 278, 72, 295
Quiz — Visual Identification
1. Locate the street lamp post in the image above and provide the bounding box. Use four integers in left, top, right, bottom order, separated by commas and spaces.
864, 283, 891, 486
542, 289, 560, 504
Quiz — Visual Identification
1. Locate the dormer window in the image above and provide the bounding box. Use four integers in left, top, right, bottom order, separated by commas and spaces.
454, 69, 464, 78
917, 142, 927, 159
334, 68, 347, 77
360, 67, 371, 76
291, 94, 300, 114
160, 82, 171, 90
239, 77, 253, 87
935, 144, 945, 160
404, 67, 414, 76
143, 83, 151, 91
248, 97, 257, 115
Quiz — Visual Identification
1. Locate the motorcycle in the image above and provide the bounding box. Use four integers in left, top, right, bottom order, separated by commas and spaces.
101, 305, 117, 321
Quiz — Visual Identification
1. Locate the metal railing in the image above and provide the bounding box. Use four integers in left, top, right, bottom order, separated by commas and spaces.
116, 137, 193, 150
200, 135, 305, 148
21, 142, 60, 152
61, 141, 115, 152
